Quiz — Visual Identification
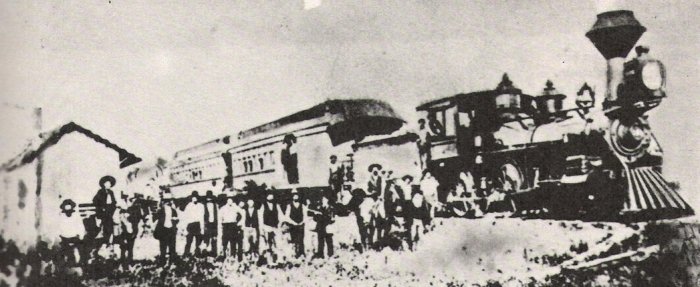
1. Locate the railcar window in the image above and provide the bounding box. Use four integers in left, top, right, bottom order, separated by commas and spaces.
458, 112, 471, 127
429, 110, 447, 137
259, 157, 264, 170
445, 106, 456, 136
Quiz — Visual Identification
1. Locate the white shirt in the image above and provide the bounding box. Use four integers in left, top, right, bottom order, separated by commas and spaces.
164, 206, 174, 228
412, 193, 425, 208
182, 202, 205, 225
396, 181, 412, 200
220, 203, 243, 224
329, 162, 342, 175
417, 127, 432, 145
119, 212, 133, 234
421, 176, 440, 205
459, 172, 475, 195
60, 213, 85, 238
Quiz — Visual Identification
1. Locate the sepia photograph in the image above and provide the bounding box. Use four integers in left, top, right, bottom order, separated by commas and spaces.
0, 0, 699, 286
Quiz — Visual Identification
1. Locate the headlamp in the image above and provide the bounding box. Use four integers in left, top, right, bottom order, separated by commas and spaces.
641, 60, 665, 91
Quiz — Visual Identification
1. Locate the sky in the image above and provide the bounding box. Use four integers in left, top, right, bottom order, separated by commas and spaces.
1, 1, 698, 206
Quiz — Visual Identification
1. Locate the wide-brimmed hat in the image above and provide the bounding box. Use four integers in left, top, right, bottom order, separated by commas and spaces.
60, 199, 76, 213
99, 175, 116, 188
368, 164, 382, 172
402, 175, 414, 182
205, 190, 214, 197
190, 191, 199, 198
283, 134, 297, 144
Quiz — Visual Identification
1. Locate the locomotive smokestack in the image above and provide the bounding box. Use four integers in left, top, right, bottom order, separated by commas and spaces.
586, 10, 645, 103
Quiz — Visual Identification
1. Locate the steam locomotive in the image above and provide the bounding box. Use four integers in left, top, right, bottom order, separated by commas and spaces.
166, 10, 693, 221
415, 10, 693, 220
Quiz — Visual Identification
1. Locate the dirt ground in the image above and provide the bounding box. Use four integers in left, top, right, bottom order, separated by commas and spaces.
72, 215, 643, 286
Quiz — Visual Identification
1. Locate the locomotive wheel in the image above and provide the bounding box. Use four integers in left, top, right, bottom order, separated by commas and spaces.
497, 162, 524, 193
508, 196, 518, 214
496, 162, 524, 213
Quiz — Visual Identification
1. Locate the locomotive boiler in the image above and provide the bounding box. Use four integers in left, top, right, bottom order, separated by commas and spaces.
417, 10, 693, 220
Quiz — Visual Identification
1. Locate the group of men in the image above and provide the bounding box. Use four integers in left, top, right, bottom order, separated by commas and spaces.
358, 162, 440, 250
58, 175, 144, 266
153, 189, 336, 265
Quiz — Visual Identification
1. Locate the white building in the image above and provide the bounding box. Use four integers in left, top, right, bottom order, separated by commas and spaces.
0, 122, 141, 250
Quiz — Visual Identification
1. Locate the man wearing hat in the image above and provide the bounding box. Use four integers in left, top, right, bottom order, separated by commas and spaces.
281, 134, 299, 184
328, 155, 344, 202
58, 199, 85, 265
92, 175, 118, 243
220, 197, 244, 261
202, 190, 219, 256
416, 119, 432, 171
259, 192, 282, 263
243, 198, 260, 258
284, 190, 308, 258
154, 193, 178, 264
182, 191, 205, 256
367, 164, 383, 199
310, 194, 335, 259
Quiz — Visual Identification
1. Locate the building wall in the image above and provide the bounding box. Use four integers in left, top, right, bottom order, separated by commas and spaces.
0, 162, 39, 250
0, 132, 128, 249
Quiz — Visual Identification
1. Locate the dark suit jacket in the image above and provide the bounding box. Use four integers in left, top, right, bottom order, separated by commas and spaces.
154, 205, 178, 239
281, 148, 299, 184
92, 188, 117, 218
367, 177, 382, 199
203, 201, 218, 224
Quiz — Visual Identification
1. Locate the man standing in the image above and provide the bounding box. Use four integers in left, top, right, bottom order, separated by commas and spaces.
220, 197, 244, 261
281, 134, 299, 184
416, 119, 432, 171
182, 191, 204, 257
154, 193, 178, 264
203, 190, 219, 256
58, 199, 85, 266
396, 176, 414, 203
312, 194, 335, 259
116, 207, 135, 267
420, 172, 441, 222
367, 164, 383, 199
243, 199, 260, 258
122, 196, 142, 263
328, 155, 344, 202
285, 191, 307, 258
92, 175, 118, 244
259, 193, 282, 263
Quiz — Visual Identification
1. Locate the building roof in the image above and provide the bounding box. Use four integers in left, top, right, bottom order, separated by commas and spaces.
0, 122, 142, 172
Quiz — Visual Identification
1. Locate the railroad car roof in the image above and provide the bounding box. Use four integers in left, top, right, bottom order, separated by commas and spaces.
416, 91, 494, 111
237, 99, 404, 142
